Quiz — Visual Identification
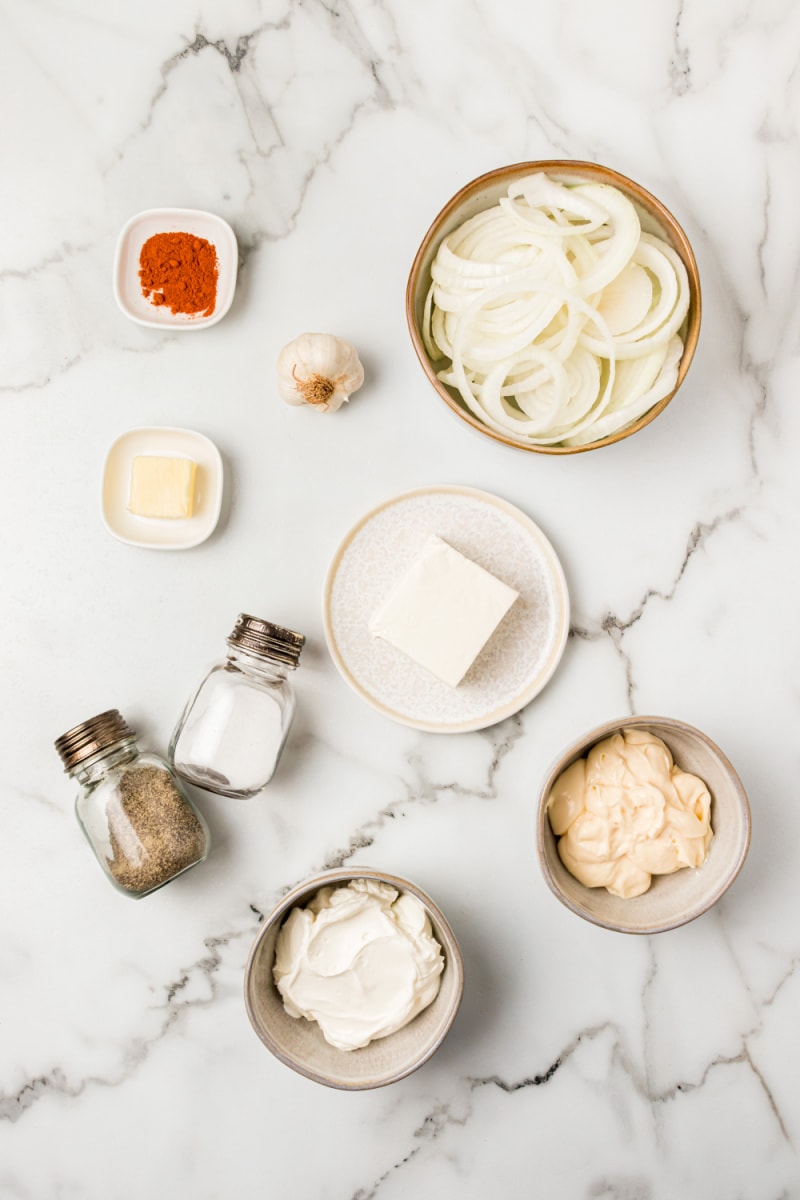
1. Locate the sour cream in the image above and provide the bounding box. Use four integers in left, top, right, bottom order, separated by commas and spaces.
547, 728, 713, 898
273, 878, 444, 1051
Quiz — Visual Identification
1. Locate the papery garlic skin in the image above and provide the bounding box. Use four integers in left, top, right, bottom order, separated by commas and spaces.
277, 333, 364, 412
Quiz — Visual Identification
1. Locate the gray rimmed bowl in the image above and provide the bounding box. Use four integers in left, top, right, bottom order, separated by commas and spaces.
406, 160, 701, 455
244, 867, 464, 1089
536, 716, 751, 934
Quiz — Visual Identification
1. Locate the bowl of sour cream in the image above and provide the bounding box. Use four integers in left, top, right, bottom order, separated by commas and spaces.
244, 867, 464, 1088
536, 715, 751, 934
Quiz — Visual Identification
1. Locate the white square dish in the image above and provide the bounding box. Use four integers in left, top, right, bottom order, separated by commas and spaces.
113, 208, 238, 330
101, 426, 224, 550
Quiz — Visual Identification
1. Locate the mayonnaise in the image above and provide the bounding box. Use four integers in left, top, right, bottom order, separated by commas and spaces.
547, 728, 713, 899
273, 878, 444, 1051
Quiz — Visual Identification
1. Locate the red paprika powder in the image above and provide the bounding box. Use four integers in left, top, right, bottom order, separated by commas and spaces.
139, 232, 218, 317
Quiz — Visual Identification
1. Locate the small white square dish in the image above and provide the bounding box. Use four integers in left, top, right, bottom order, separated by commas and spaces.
101, 426, 224, 550
113, 208, 238, 330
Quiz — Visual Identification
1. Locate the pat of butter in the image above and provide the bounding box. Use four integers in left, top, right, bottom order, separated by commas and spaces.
128, 456, 197, 519
370, 535, 518, 687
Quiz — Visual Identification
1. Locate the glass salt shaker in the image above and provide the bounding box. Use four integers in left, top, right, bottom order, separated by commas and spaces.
170, 614, 305, 798
54, 709, 210, 899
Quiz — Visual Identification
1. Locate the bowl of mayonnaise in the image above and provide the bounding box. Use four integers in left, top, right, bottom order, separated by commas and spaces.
536, 715, 751, 934
244, 867, 464, 1088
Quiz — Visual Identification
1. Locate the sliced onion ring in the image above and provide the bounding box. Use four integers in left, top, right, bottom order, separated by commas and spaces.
424, 173, 689, 446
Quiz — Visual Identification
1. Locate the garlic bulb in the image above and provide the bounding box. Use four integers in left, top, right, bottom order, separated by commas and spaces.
277, 333, 364, 412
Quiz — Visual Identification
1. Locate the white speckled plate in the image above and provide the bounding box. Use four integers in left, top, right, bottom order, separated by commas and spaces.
323, 485, 570, 733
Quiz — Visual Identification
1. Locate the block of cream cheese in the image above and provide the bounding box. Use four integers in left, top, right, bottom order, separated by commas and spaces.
128, 455, 197, 519
370, 535, 518, 686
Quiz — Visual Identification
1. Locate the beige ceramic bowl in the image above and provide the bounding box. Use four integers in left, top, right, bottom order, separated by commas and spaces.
244, 867, 464, 1089
536, 716, 751, 934
406, 160, 701, 455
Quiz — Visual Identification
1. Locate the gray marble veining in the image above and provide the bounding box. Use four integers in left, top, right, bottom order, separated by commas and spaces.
2, 0, 799, 1196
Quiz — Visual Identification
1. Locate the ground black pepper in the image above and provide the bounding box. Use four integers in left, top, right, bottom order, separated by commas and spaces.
106, 766, 207, 894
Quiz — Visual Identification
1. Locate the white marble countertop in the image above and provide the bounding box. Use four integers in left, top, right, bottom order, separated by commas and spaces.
2, 1, 799, 1196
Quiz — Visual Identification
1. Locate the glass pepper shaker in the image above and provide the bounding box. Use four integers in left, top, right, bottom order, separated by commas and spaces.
170, 614, 305, 798
54, 709, 210, 898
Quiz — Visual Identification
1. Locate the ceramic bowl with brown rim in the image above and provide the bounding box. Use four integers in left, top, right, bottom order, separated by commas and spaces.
406, 161, 701, 455
244, 867, 464, 1089
536, 716, 751, 934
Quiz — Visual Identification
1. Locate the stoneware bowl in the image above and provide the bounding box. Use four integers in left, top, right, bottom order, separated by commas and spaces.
244, 867, 464, 1089
536, 715, 751, 934
406, 160, 701, 455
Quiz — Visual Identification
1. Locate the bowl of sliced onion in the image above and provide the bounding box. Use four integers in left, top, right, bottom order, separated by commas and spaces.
406, 161, 701, 454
